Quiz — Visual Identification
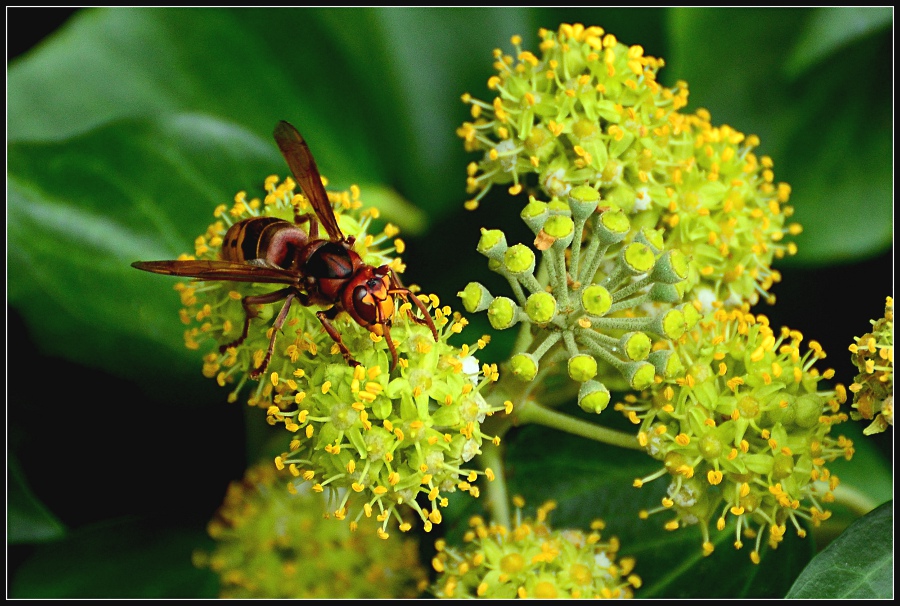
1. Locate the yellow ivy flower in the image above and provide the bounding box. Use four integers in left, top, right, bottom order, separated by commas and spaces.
432, 499, 640, 598
193, 463, 428, 598
848, 295, 893, 434
619, 306, 853, 563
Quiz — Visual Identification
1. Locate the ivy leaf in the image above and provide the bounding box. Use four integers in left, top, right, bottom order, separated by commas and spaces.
786, 501, 893, 598
785, 7, 893, 78
10, 517, 218, 598
8, 115, 279, 380
7, 457, 66, 544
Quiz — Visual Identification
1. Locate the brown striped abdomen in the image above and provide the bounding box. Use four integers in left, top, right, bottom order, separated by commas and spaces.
220, 217, 308, 269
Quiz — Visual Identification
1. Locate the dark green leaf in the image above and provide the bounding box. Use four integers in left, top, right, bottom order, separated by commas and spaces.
786, 7, 893, 78
8, 115, 279, 380
7, 457, 67, 544
786, 501, 893, 598
10, 517, 218, 598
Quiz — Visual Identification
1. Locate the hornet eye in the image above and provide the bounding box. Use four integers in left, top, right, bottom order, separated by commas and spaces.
352, 285, 378, 324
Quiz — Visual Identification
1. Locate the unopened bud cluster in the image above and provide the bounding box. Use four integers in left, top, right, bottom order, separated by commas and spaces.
460, 185, 699, 413
618, 306, 854, 563
848, 295, 893, 435
193, 463, 428, 598
431, 499, 640, 598
459, 23, 800, 309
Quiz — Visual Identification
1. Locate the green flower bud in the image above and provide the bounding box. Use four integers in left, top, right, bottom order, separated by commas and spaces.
567, 185, 600, 221
647, 349, 684, 379
520, 198, 550, 234
578, 380, 611, 414
794, 393, 823, 428
594, 208, 630, 246
458, 282, 493, 313
487, 296, 519, 330
620, 332, 652, 362
634, 226, 665, 254
679, 302, 703, 331
649, 282, 682, 303
542, 215, 575, 248
547, 199, 571, 215
567, 354, 598, 382
524, 291, 557, 325
624, 361, 656, 390
509, 353, 539, 382
621, 242, 656, 275
503, 244, 536, 275
477, 228, 508, 259
581, 284, 612, 316
647, 308, 686, 340
650, 249, 690, 285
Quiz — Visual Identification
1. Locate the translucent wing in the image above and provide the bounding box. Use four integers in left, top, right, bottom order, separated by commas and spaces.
273, 120, 343, 242
131, 260, 299, 284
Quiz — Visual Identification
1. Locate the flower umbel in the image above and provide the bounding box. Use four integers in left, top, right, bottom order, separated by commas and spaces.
176, 175, 504, 535
270, 311, 504, 536
176, 174, 403, 408
193, 463, 428, 598
459, 23, 799, 309
432, 499, 641, 598
460, 186, 698, 410
619, 306, 854, 562
848, 295, 893, 435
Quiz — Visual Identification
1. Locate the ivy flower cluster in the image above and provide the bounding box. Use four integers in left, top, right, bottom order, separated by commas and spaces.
848, 295, 893, 435
176, 175, 507, 536
431, 498, 641, 599
459, 185, 700, 412
268, 311, 506, 537
617, 306, 854, 563
458, 23, 800, 309
193, 463, 428, 598
175, 174, 403, 408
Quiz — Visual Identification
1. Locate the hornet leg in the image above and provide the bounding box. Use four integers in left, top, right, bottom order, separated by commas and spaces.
221, 287, 295, 353
249, 291, 297, 380
316, 308, 360, 367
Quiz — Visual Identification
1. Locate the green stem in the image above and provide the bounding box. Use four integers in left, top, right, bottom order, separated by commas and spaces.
532, 331, 562, 360
570, 217, 587, 279
612, 275, 651, 301
479, 444, 510, 529
514, 399, 642, 450
503, 273, 528, 307
511, 324, 534, 356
